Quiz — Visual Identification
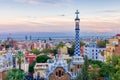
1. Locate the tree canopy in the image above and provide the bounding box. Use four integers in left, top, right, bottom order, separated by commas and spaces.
36, 55, 51, 63
6, 69, 26, 80
31, 48, 40, 55
97, 40, 106, 48
68, 41, 85, 56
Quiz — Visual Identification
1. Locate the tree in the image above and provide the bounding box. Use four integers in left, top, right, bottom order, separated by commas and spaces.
68, 41, 85, 56
77, 56, 89, 80
103, 55, 120, 80
99, 64, 114, 77
56, 42, 64, 49
15, 50, 24, 70
89, 69, 99, 80
5, 45, 10, 49
68, 44, 74, 56
88, 59, 104, 68
97, 40, 106, 48
40, 49, 54, 54
28, 61, 36, 73
6, 69, 26, 80
107, 55, 120, 80
36, 55, 51, 63
31, 48, 40, 55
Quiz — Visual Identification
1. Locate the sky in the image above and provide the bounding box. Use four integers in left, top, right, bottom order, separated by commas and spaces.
0, 0, 120, 33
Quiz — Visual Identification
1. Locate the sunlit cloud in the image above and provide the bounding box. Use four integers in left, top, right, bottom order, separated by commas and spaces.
15, 0, 72, 5
0, 16, 120, 33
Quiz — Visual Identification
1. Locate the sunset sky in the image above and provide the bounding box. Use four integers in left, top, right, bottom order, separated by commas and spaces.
0, 0, 120, 33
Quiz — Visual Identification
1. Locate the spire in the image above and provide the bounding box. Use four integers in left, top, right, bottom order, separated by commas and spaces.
74, 10, 80, 56
75, 10, 80, 21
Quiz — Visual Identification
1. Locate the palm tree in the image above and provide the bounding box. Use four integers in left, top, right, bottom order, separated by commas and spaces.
15, 50, 24, 70
6, 68, 26, 80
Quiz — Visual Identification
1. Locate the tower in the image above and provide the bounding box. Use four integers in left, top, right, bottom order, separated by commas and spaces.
72, 10, 84, 64
74, 10, 80, 56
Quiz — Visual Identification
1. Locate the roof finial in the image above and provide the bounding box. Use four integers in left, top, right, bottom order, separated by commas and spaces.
75, 10, 80, 20
75, 10, 79, 15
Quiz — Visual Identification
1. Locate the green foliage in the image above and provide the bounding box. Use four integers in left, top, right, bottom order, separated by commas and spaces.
56, 42, 64, 49
40, 49, 54, 54
52, 48, 58, 56
68, 44, 74, 56
77, 55, 120, 80
92, 64, 99, 68
28, 61, 36, 73
31, 42, 64, 55
6, 69, 26, 80
0, 44, 10, 49
77, 56, 89, 80
1, 44, 4, 46
97, 40, 106, 48
80, 41, 86, 47
77, 65, 89, 80
99, 64, 115, 77
31, 48, 40, 55
105, 55, 120, 79
5, 45, 10, 49
15, 51, 24, 70
89, 69, 99, 80
36, 55, 51, 63
68, 41, 85, 56
88, 59, 104, 68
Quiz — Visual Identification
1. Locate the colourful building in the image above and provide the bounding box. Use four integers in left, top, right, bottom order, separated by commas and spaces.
25, 53, 36, 64
60, 46, 68, 54
104, 34, 120, 61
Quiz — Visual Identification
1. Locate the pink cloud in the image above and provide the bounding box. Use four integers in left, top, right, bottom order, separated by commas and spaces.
0, 17, 120, 33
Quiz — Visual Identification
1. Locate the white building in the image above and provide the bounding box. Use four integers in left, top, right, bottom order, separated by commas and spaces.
0, 51, 13, 80
84, 42, 105, 61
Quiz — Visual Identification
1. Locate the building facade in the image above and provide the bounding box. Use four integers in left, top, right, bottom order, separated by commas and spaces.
84, 42, 105, 61
104, 34, 120, 61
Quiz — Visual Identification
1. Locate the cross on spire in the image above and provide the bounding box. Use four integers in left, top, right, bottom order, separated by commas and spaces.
75, 10, 80, 20
75, 10, 79, 15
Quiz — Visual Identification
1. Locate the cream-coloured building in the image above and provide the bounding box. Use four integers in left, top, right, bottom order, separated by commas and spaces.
34, 63, 48, 78
104, 34, 120, 61
60, 46, 68, 54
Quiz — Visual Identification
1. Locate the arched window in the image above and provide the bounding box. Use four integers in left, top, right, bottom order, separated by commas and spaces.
77, 65, 80, 68
61, 71, 64, 76
56, 72, 58, 76
58, 70, 61, 77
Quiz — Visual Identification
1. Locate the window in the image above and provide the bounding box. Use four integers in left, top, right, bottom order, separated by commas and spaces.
56, 72, 58, 76
96, 56, 98, 59
92, 50, 94, 52
58, 70, 61, 77
71, 69, 73, 72
77, 65, 80, 68
62, 71, 64, 76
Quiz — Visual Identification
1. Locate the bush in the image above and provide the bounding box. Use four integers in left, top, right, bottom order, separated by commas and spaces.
36, 55, 51, 63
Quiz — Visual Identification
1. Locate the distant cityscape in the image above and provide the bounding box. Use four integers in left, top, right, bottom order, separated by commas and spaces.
0, 32, 116, 40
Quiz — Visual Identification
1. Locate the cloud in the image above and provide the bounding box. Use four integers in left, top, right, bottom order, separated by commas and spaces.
15, 0, 72, 5
95, 9, 120, 14
1, 16, 120, 33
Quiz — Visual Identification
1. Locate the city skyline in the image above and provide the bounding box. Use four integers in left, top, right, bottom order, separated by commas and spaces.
0, 0, 120, 33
